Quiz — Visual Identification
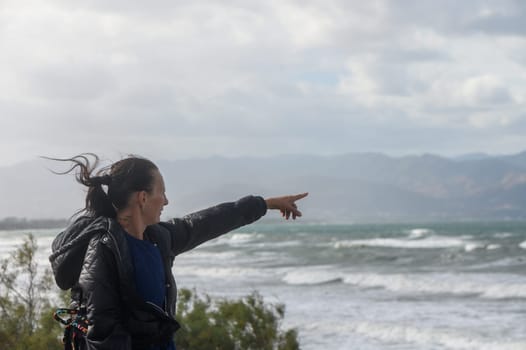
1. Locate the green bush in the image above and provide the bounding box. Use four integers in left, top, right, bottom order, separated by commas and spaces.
175, 288, 300, 350
0, 234, 63, 350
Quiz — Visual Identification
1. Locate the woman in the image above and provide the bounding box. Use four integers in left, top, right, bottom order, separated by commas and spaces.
48, 154, 307, 350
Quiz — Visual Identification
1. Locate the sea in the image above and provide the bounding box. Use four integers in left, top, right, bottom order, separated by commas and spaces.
1, 221, 525, 350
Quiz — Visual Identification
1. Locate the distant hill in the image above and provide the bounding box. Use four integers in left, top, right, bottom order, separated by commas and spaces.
2, 152, 526, 222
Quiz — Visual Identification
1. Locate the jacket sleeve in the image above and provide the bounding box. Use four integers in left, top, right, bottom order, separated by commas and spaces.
161, 195, 267, 256
79, 236, 132, 350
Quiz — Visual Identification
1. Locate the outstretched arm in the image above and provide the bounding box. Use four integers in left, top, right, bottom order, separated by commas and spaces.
265, 192, 309, 220
164, 193, 308, 257
164, 196, 268, 256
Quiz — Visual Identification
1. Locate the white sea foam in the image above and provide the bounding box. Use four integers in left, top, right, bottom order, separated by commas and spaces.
407, 228, 433, 239
334, 236, 467, 249
342, 272, 526, 299
464, 242, 485, 252
228, 233, 257, 242
283, 266, 526, 299
351, 321, 526, 350
519, 241, 526, 249
333, 234, 490, 252
215, 232, 265, 246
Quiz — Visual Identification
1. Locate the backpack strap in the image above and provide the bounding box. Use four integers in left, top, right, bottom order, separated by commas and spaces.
53, 287, 88, 350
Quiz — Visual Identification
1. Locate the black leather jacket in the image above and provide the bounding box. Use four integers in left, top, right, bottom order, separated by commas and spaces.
49, 196, 267, 349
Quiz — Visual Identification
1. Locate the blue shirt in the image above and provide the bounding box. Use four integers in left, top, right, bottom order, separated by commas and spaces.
125, 232, 176, 350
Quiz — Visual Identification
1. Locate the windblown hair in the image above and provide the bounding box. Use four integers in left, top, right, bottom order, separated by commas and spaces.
45, 153, 158, 218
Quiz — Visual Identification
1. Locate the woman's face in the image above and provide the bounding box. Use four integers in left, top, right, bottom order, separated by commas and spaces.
142, 170, 169, 225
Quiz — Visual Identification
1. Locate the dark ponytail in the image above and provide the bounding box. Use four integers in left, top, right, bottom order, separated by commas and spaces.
45, 153, 158, 218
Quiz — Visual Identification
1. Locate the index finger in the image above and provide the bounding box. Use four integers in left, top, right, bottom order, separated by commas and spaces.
290, 192, 309, 201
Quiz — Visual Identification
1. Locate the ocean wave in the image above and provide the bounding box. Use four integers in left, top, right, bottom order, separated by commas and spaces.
282, 267, 526, 299
221, 233, 264, 244
333, 236, 467, 249
175, 265, 272, 280
351, 321, 526, 350
407, 228, 434, 239
282, 266, 344, 285
466, 257, 525, 270
519, 241, 526, 249
0, 236, 53, 262
250, 240, 304, 249
464, 242, 485, 252
494, 232, 514, 238
180, 250, 241, 261
459, 242, 499, 252
0, 238, 26, 248
342, 272, 526, 299
332, 235, 500, 252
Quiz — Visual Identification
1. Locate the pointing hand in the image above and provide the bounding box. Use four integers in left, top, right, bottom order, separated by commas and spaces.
265, 192, 309, 220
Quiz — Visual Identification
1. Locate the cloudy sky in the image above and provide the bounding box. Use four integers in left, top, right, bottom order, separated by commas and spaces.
1, 0, 525, 166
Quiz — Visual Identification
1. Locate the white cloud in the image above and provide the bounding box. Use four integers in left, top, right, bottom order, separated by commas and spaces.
460, 75, 512, 106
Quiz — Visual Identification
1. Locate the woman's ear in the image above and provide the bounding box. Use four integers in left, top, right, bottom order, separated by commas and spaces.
136, 191, 147, 209
138, 191, 147, 206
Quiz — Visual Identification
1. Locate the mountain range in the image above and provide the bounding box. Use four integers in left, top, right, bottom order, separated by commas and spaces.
2, 151, 526, 222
